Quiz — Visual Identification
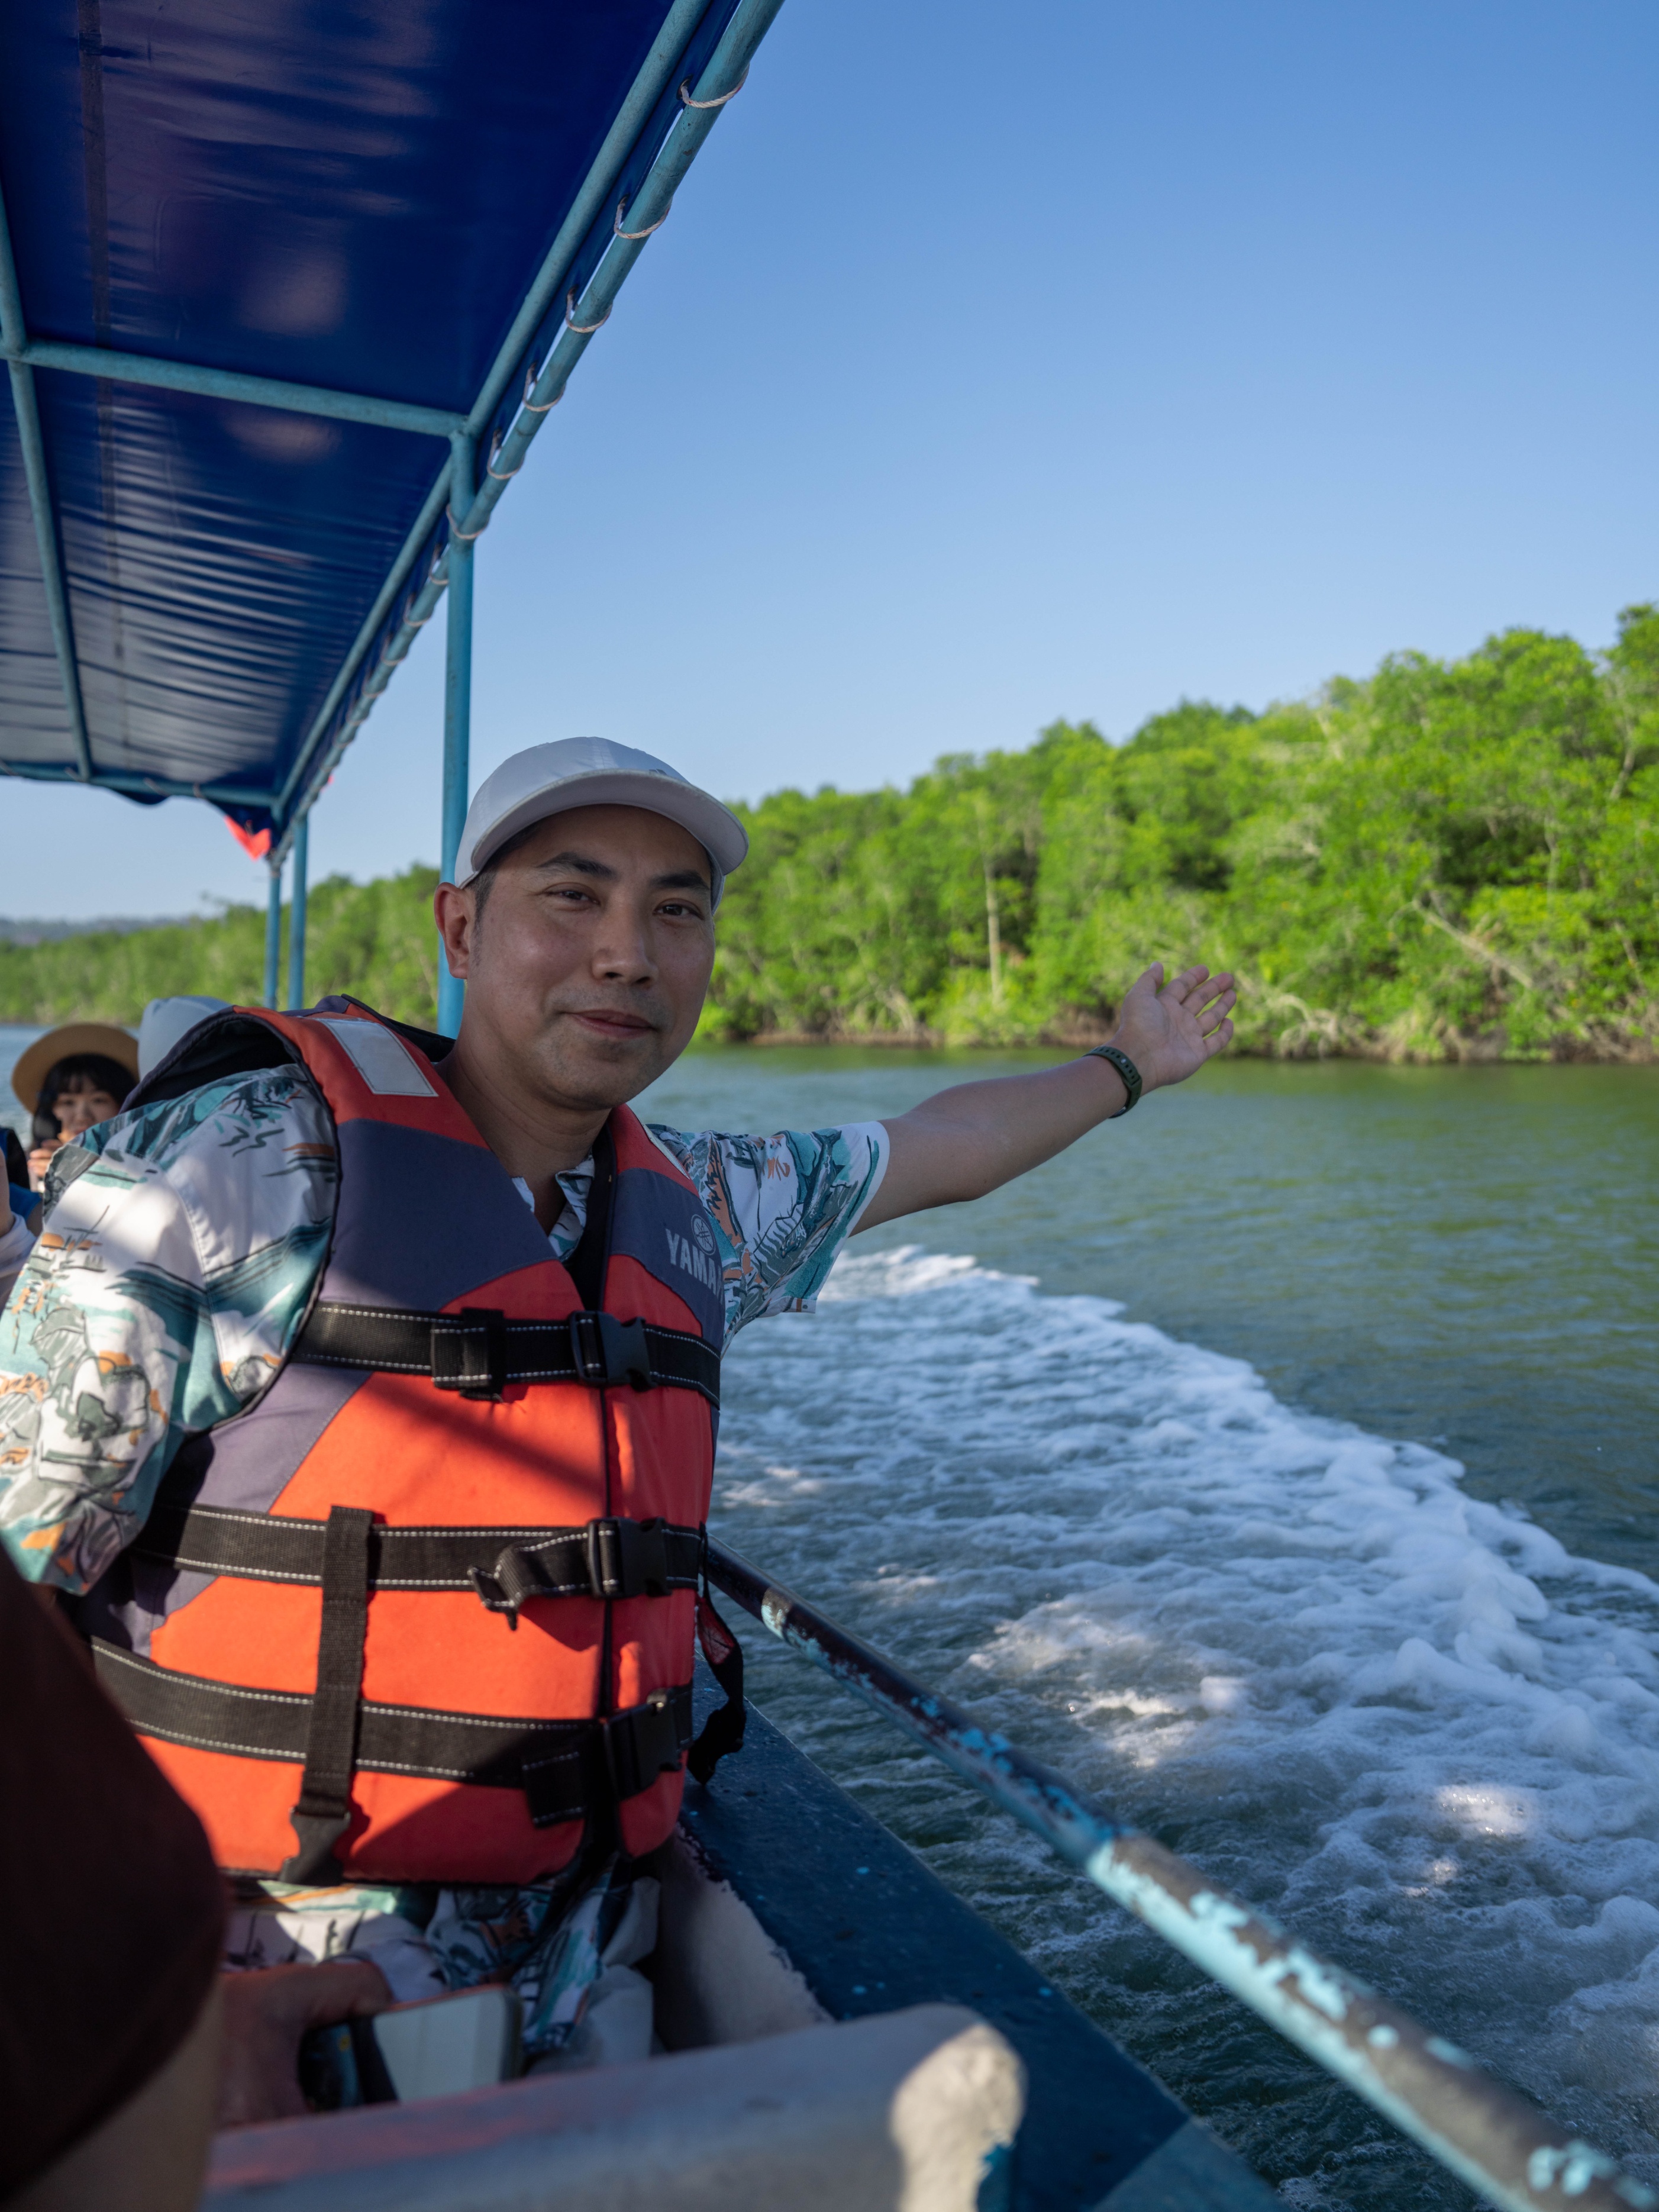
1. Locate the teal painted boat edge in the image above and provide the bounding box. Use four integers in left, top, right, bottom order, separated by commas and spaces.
680, 1677, 1276, 2211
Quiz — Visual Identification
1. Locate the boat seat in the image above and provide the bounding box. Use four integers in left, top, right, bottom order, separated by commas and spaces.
202, 2003, 1024, 2212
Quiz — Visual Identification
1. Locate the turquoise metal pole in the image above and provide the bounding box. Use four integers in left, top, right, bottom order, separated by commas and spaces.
0, 176, 93, 782
2, 338, 464, 441
705, 1539, 1654, 2212
273, 0, 709, 827
273, 0, 789, 831
436, 438, 476, 1038
263, 861, 283, 1008
2, 0, 789, 835
274, 472, 453, 819
455, 0, 787, 551
286, 816, 309, 1010
459, 0, 711, 447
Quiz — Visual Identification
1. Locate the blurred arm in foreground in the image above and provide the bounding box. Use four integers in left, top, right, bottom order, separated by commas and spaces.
0, 1558, 392, 2198
0, 1552, 222, 2210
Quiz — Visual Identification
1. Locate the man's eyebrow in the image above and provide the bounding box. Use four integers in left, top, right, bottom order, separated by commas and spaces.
531, 851, 618, 880
529, 853, 709, 896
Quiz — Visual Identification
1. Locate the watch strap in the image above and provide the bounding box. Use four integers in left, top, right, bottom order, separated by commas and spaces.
1087, 1043, 1143, 1116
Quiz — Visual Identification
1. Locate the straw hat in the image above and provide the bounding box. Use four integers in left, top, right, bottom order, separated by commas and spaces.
10, 1023, 140, 1115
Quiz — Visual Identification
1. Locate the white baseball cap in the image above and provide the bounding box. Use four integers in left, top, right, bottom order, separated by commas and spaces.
454, 738, 748, 907
138, 995, 231, 1078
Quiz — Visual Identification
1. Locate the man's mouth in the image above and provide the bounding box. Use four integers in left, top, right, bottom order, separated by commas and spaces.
568, 1010, 657, 1040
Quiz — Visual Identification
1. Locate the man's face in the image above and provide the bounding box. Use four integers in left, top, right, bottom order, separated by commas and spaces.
441, 804, 716, 1111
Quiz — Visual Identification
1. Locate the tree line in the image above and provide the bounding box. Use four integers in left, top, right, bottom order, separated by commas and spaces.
4, 610, 1655, 1060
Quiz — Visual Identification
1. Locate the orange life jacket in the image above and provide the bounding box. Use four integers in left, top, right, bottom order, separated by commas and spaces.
82, 1001, 729, 1887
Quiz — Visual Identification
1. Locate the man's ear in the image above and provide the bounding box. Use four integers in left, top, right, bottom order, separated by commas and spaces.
432, 883, 477, 982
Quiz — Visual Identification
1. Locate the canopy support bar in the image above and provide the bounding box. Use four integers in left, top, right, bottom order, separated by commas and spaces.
0, 180, 93, 782
2, 362, 94, 781
271, 0, 713, 829
264, 861, 283, 1010
454, 0, 787, 554
270, 471, 452, 849
0, 756, 272, 807
286, 816, 309, 1010
437, 437, 476, 1037
1, 338, 466, 441
273, 0, 782, 839
459, 0, 713, 449
3, 0, 790, 877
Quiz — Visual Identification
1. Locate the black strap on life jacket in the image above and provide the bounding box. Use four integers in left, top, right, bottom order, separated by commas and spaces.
283, 1504, 374, 1879
91, 1633, 695, 1875
128, 1494, 705, 1875
134, 1498, 704, 1613
688, 1563, 748, 1787
566, 1119, 615, 1312
290, 1302, 721, 1405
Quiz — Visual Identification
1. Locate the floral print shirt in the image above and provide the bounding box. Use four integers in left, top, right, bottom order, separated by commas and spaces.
0, 1068, 886, 1595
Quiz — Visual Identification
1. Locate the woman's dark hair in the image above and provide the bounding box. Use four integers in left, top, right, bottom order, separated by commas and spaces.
31, 1053, 135, 1147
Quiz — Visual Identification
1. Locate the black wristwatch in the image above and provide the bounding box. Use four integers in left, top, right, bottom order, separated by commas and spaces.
1086, 1043, 1142, 1116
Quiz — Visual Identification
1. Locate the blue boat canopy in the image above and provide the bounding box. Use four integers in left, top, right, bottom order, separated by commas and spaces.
0, 0, 779, 872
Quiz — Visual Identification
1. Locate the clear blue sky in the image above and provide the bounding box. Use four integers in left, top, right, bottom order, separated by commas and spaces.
9, 0, 1657, 920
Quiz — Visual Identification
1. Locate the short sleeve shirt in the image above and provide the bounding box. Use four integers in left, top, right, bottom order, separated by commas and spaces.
0, 1069, 887, 1595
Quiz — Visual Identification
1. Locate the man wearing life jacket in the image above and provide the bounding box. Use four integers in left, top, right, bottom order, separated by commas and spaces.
0, 736, 1236, 2109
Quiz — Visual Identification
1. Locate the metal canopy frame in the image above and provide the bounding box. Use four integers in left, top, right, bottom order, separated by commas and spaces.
1, 0, 785, 1028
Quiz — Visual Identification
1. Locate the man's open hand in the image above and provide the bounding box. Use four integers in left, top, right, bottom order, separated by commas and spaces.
1110, 962, 1235, 1094
858, 955, 1240, 1231
217, 1958, 392, 2128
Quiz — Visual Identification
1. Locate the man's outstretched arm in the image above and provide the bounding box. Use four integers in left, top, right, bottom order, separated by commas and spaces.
858, 962, 1236, 1232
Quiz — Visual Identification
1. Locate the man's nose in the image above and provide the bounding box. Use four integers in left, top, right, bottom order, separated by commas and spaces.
590, 905, 657, 984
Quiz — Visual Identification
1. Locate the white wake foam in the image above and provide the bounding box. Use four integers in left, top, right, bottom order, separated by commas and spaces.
713, 1245, 1659, 2197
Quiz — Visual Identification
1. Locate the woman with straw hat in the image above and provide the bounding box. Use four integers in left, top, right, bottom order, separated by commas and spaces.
2, 1012, 222, 1302
11, 1023, 140, 1191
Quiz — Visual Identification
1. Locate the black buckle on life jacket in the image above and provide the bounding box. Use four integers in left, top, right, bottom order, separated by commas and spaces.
568, 1310, 653, 1390
469, 1517, 681, 1621
588, 1516, 672, 1601
602, 1687, 686, 1802
470, 1543, 558, 1620
431, 1308, 509, 1400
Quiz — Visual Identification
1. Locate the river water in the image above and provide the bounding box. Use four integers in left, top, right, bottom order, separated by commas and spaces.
635, 1049, 1659, 2210
6, 1025, 1657, 2205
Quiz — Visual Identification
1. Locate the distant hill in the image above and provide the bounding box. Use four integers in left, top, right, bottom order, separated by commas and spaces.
0, 915, 195, 946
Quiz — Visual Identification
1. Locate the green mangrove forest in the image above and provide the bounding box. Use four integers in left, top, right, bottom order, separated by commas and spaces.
4, 610, 1656, 1060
